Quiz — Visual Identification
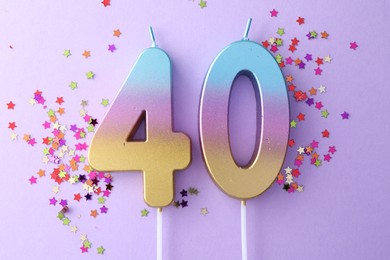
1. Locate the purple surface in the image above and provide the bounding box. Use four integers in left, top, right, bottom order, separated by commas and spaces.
0, 1, 389, 259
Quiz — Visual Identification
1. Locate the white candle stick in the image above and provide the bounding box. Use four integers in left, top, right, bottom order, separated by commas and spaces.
157, 207, 163, 260
241, 200, 248, 260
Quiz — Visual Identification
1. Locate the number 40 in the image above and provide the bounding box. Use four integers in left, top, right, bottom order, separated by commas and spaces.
88, 24, 289, 208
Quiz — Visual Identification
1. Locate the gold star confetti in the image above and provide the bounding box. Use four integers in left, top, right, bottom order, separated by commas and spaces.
52, 186, 60, 194
70, 225, 78, 233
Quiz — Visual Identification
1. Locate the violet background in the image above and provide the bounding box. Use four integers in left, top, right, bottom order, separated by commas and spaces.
0, 0, 389, 259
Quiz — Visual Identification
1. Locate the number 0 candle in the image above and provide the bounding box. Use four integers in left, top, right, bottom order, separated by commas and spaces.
200, 18, 289, 200
88, 28, 191, 208
199, 18, 289, 260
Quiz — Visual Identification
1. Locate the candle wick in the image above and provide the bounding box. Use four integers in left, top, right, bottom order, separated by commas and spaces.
243, 18, 252, 40
149, 26, 157, 47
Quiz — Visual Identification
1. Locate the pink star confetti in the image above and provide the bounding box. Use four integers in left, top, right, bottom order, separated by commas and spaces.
29, 176, 37, 184
350, 41, 358, 50
8, 89, 113, 254
270, 9, 278, 17
49, 197, 57, 205
314, 67, 323, 75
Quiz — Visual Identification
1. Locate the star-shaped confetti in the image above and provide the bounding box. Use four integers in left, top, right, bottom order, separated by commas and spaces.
7, 101, 15, 109
8, 122, 17, 130
10, 132, 18, 140
318, 85, 326, 93
341, 111, 349, 119
141, 209, 149, 217
296, 17, 304, 25
62, 217, 71, 226
188, 187, 199, 195
277, 28, 285, 36
90, 209, 99, 218
321, 31, 329, 39
290, 120, 297, 128
97, 246, 105, 254
29, 176, 37, 184
86, 71, 94, 79
180, 189, 188, 197
108, 44, 116, 52
270, 9, 278, 17
350, 41, 358, 50
314, 67, 323, 75
324, 55, 332, 63
52, 186, 60, 194
63, 49, 71, 58
82, 50, 91, 58
56, 97, 64, 105
69, 81, 78, 90
199, 0, 207, 8
70, 225, 78, 233
113, 29, 121, 37
321, 109, 329, 118
80, 246, 88, 253
101, 0, 110, 7
180, 200, 188, 208
101, 99, 109, 107
80, 100, 88, 107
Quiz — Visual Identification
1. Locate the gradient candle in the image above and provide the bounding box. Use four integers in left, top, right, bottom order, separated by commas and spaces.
88, 28, 191, 208
199, 18, 289, 200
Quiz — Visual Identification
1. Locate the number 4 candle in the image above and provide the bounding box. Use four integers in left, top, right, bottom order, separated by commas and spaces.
88, 27, 191, 207
88, 27, 191, 260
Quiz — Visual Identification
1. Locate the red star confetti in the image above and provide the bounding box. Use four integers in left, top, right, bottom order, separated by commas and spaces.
8, 122, 17, 130
322, 129, 330, 138
296, 17, 305, 25
297, 113, 305, 121
7, 101, 15, 109
101, 0, 110, 7
56, 97, 64, 105
74, 193, 82, 202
